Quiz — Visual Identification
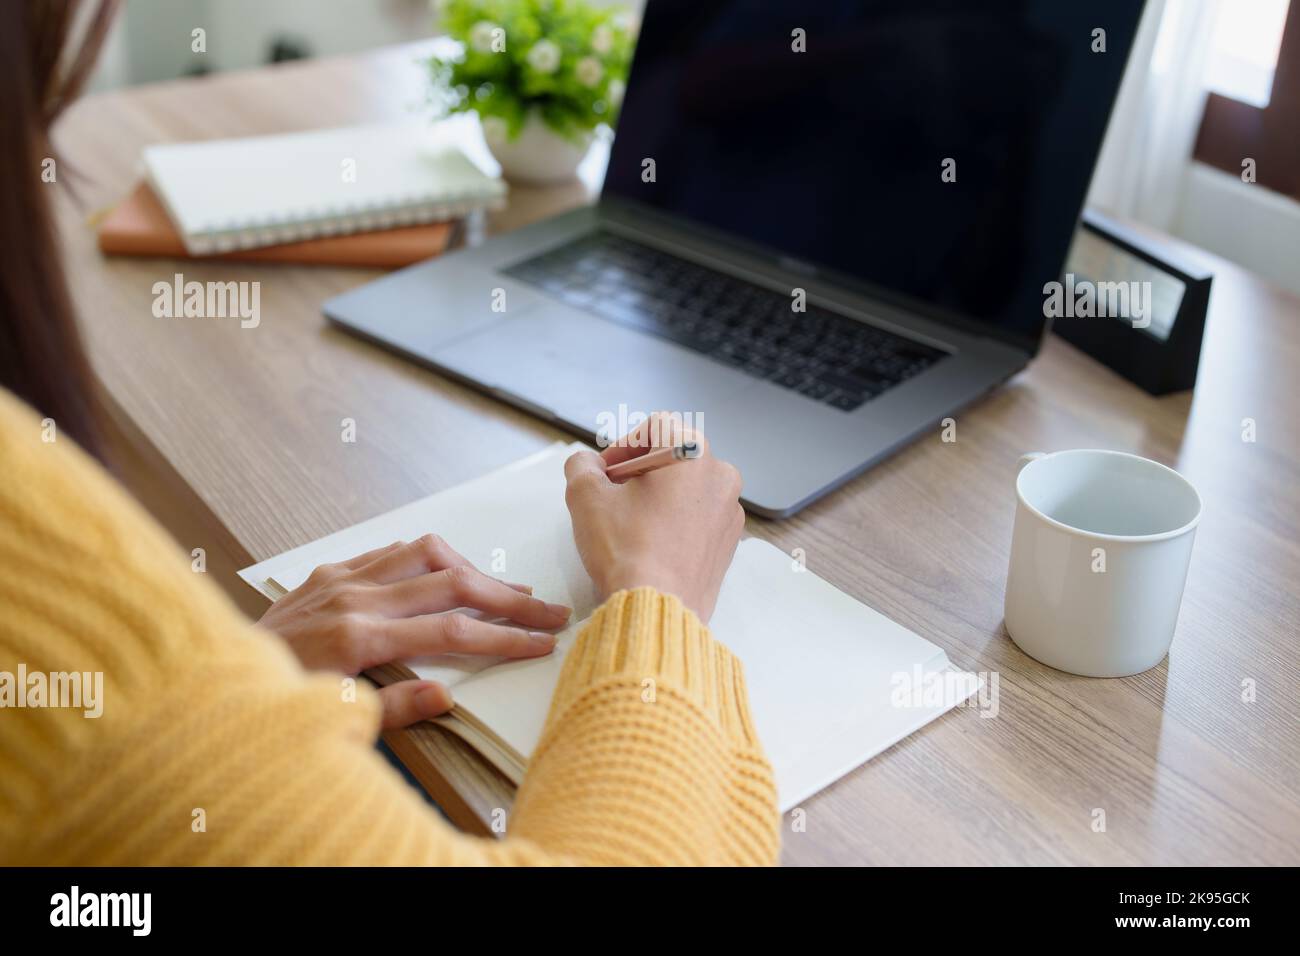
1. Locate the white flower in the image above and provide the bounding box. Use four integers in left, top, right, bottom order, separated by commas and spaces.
591, 24, 614, 55
470, 20, 502, 53
526, 39, 561, 74
607, 78, 625, 107
575, 56, 604, 88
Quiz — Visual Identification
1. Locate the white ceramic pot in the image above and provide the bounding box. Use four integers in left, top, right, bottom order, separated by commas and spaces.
482, 112, 593, 185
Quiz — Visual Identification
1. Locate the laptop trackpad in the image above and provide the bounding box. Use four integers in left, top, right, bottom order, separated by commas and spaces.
433, 308, 754, 432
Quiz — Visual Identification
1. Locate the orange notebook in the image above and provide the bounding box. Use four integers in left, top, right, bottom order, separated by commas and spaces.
96, 182, 457, 268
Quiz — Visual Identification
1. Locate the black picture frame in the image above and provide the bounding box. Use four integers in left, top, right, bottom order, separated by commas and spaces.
1052, 209, 1213, 395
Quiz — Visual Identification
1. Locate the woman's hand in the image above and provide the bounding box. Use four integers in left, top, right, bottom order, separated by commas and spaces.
564, 414, 745, 622
257, 534, 571, 729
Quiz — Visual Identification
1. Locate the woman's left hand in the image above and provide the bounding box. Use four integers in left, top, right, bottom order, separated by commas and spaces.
257, 534, 571, 729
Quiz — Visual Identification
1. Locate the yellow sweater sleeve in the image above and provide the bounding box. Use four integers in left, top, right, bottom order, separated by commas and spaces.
0, 391, 780, 865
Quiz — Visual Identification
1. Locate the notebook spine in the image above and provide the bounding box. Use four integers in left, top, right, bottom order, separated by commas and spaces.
187, 190, 504, 256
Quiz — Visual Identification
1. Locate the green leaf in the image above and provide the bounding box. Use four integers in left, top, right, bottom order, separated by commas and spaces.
428, 0, 636, 142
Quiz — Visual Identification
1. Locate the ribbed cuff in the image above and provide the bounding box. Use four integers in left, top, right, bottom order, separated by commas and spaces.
551, 587, 762, 750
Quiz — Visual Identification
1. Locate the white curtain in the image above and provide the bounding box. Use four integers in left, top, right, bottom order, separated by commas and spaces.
1087, 0, 1222, 231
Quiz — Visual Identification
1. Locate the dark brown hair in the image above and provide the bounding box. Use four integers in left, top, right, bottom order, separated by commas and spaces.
0, 0, 117, 458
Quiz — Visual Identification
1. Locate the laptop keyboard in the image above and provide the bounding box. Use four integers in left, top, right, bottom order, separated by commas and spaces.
503, 232, 946, 411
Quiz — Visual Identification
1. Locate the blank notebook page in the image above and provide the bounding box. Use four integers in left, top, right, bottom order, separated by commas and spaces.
452, 537, 977, 811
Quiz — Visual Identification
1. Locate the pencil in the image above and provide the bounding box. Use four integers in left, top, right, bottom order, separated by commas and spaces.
605, 440, 702, 483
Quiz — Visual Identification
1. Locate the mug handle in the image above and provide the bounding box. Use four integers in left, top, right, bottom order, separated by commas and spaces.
1018, 452, 1046, 471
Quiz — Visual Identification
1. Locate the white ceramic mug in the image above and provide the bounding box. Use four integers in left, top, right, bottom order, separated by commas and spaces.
1004, 449, 1202, 678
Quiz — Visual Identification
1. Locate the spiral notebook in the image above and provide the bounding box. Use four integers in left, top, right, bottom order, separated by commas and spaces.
97, 182, 458, 268
144, 122, 506, 255
238, 444, 980, 811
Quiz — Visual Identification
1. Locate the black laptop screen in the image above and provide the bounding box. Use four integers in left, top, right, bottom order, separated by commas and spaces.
603, 0, 1144, 348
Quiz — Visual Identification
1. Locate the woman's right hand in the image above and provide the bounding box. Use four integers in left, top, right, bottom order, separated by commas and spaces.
564, 414, 745, 622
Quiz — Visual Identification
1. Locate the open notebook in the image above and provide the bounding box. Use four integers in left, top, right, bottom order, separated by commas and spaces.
239, 444, 978, 811
144, 121, 505, 255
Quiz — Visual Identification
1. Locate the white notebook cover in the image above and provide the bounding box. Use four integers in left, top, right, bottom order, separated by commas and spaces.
240, 443, 978, 810
144, 120, 506, 254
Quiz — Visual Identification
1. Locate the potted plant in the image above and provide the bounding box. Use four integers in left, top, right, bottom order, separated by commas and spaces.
430, 0, 636, 184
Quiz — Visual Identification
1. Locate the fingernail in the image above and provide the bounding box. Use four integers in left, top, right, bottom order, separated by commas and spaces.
530, 631, 557, 647
506, 581, 534, 594
416, 683, 451, 713
545, 602, 571, 618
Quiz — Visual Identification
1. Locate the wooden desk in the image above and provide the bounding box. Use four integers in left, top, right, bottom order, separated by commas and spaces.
52, 42, 1300, 865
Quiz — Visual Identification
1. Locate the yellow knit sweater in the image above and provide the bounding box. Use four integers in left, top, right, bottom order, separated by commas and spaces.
0, 390, 779, 865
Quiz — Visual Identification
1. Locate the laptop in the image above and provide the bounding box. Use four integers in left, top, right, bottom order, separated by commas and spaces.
325, 0, 1145, 517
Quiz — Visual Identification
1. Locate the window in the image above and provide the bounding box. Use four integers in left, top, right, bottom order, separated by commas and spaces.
1203, 0, 1290, 107
1193, 0, 1300, 201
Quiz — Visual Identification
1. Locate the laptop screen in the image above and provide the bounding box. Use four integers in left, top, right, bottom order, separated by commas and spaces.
603, 0, 1144, 349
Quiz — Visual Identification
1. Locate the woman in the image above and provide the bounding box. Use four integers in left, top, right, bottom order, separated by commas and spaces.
0, 1, 778, 865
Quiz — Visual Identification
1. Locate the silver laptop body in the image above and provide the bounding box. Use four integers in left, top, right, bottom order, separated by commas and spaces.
325, 2, 1142, 517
